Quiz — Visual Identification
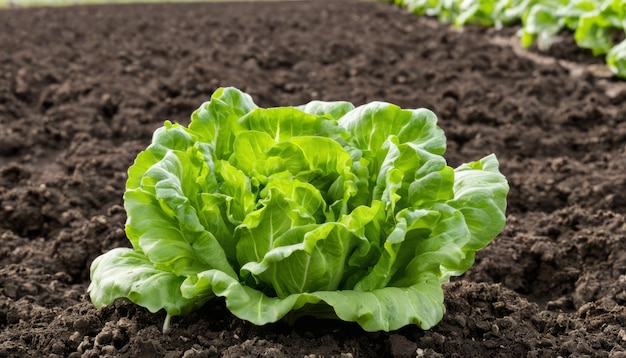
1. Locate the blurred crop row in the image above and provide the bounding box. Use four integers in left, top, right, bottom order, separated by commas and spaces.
389, 0, 626, 78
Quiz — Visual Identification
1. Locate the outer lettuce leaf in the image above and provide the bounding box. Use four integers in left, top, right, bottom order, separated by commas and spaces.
125, 148, 235, 278
396, 207, 471, 285
126, 122, 196, 190
89, 248, 200, 317
450, 154, 509, 251
89, 87, 509, 332
180, 269, 445, 331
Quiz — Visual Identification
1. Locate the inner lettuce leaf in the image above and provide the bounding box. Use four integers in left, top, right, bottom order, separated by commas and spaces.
89, 87, 509, 332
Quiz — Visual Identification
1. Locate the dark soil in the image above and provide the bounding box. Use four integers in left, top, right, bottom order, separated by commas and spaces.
1, 1, 626, 357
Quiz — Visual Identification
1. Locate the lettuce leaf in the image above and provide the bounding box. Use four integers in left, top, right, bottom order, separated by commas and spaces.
89, 87, 509, 332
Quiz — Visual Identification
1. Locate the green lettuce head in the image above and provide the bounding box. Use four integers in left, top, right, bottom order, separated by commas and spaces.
89, 87, 509, 332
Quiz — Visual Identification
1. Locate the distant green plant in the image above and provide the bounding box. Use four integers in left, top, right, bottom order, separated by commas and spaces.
390, 0, 626, 79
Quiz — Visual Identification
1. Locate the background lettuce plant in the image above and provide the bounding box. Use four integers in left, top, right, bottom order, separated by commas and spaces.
389, 0, 626, 79
89, 87, 509, 332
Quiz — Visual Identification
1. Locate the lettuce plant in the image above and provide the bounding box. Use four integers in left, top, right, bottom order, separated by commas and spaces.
88, 87, 509, 332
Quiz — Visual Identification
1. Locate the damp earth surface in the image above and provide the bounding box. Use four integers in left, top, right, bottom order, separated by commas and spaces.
1, 1, 626, 357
